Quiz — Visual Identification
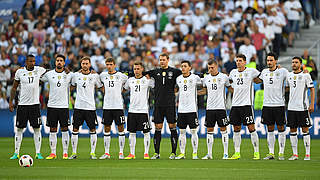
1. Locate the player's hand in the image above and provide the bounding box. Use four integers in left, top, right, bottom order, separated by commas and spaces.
308, 104, 314, 113
277, 64, 281, 68
9, 102, 14, 112
303, 69, 309, 73
64, 67, 70, 74
91, 70, 97, 74
145, 74, 150, 79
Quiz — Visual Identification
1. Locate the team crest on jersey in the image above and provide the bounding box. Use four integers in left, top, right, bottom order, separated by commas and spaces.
184, 80, 187, 84
110, 76, 114, 80
239, 73, 242, 78
58, 76, 61, 80
137, 80, 140, 84
213, 78, 216, 83
83, 77, 87, 80
293, 76, 297, 80
28, 72, 32, 76
270, 72, 274, 76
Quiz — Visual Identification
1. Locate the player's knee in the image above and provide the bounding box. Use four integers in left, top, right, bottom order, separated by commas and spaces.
168, 123, 176, 129
277, 125, 285, 132
89, 128, 96, 133
33, 128, 40, 133
104, 126, 111, 132
155, 123, 163, 130
267, 125, 275, 132
221, 130, 227, 134
290, 128, 297, 133
207, 127, 214, 132
17, 128, 24, 133
191, 129, 197, 135
60, 127, 68, 132
73, 128, 79, 132
179, 129, 186, 135
248, 125, 255, 132
118, 125, 124, 132
50, 127, 58, 132
302, 127, 309, 133
233, 126, 241, 132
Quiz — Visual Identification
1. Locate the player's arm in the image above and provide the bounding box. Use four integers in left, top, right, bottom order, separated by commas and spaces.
197, 87, 207, 95
9, 80, 19, 112
309, 87, 315, 113
254, 77, 262, 84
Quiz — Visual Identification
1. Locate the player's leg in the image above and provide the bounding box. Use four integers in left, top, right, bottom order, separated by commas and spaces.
244, 106, 259, 160
229, 107, 241, 159
217, 110, 229, 159
125, 113, 137, 160
264, 125, 275, 160
29, 105, 43, 159
151, 106, 164, 159
10, 105, 27, 159
69, 109, 83, 159
301, 111, 312, 160
59, 108, 70, 159
86, 111, 98, 159
287, 111, 299, 160
100, 110, 113, 159
202, 110, 214, 160
189, 113, 199, 160
262, 107, 275, 160
302, 126, 311, 160
46, 108, 58, 159
176, 113, 186, 159
276, 106, 287, 160
141, 114, 151, 159
114, 110, 126, 158
167, 107, 178, 159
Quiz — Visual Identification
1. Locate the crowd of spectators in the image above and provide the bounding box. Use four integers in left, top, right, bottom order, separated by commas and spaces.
0, 0, 319, 110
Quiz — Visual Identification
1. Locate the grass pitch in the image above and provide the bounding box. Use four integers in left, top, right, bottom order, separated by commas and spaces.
0, 137, 319, 179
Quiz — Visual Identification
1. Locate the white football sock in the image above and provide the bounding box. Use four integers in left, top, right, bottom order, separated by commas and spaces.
290, 132, 298, 155
267, 131, 275, 154
206, 132, 214, 156
221, 130, 229, 155
49, 132, 57, 154
179, 129, 186, 154
90, 132, 97, 154
303, 132, 310, 155
104, 132, 111, 154
119, 132, 125, 154
71, 132, 78, 154
14, 128, 23, 154
191, 129, 198, 154
144, 132, 150, 154
278, 131, 286, 154
250, 130, 259, 153
33, 128, 42, 154
61, 131, 69, 154
129, 133, 136, 155
233, 131, 241, 153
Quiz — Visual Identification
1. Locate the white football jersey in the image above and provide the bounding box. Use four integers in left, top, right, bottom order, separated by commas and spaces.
259, 68, 288, 107
176, 74, 202, 113
287, 71, 314, 111
203, 73, 230, 110
124, 76, 154, 113
100, 72, 128, 110
14, 66, 46, 105
41, 70, 73, 108
229, 68, 260, 106
71, 72, 102, 110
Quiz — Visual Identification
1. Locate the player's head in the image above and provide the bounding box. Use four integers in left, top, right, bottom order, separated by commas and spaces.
207, 59, 218, 75
159, 53, 169, 69
236, 54, 246, 70
80, 56, 91, 71
26, 54, 36, 70
292, 56, 302, 71
55, 54, 65, 70
266, 52, 278, 69
105, 57, 116, 73
133, 61, 144, 78
181, 60, 191, 75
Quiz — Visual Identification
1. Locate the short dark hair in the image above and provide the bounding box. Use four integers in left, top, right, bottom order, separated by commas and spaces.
181, 60, 191, 67
80, 56, 91, 63
56, 54, 66, 61
207, 59, 217, 65
292, 56, 302, 63
159, 53, 169, 60
27, 54, 35, 59
266, 52, 278, 60
236, 54, 246, 61
105, 57, 115, 64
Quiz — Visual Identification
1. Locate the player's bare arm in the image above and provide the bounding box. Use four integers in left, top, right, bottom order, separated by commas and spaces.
9, 80, 19, 112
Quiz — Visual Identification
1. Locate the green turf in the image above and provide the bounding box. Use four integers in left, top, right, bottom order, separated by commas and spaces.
0, 136, 319, 179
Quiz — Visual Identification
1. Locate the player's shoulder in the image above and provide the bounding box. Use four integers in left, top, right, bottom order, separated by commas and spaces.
219, 72, 228, 78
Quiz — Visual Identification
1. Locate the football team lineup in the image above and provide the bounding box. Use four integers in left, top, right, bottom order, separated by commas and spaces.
7, 53, 316, 169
